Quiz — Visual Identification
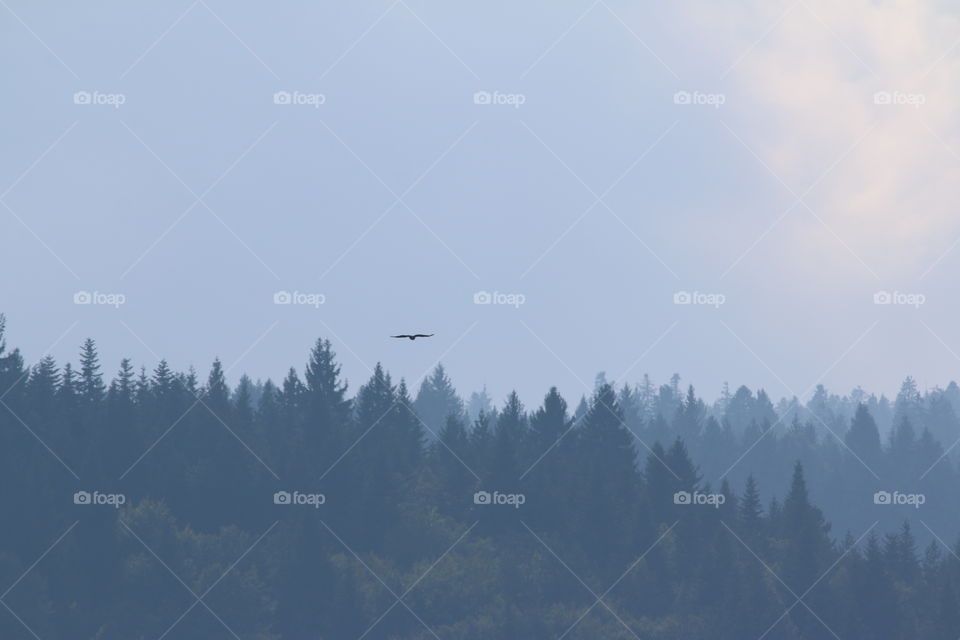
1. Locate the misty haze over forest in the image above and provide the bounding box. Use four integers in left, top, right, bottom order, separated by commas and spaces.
1, 319, 960, 638
5, 0, 960, 638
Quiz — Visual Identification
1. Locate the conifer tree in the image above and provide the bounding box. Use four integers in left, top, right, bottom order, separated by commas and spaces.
845, 403, 882, 464
304, 338, 351, 426
490, 391, 526, 487
78, 338, 105, 404
780, 462, 831, 594
0, 314, 25, 400
572, 383, 640, 573
739, 474, 764, 540
465, 384, 493, 423
414, 364, 465, 437
525, 387, 573, 529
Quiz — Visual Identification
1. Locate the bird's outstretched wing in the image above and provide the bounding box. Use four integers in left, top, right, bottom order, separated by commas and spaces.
391, 335, 413, 339
412, 334, 434, 338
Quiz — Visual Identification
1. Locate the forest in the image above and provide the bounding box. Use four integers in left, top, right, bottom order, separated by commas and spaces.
0, 315, 958, 639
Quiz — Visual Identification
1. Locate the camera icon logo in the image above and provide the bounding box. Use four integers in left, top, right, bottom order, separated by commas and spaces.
473, 91, 492, 105
873, 91, 892, 105
273, 291, 292, 305
673, 491, 691, 505
873, 291, 892, 305
673, 91, 691, 105
73, 91, 92, 105
673, 291, 692, 305
73, 491, 91, 505
473, 291, 492, 305
273, 91, 292, 105
473, 490, 491, 505
873, 491, 892, 505
273, 491, 292, 505
74, 291, 92, 305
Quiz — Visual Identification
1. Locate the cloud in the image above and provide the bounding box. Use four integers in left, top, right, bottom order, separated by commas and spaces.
672, 0, 960, 281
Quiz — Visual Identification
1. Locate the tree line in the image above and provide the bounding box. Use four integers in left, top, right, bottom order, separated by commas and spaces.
0, 316, 958, 639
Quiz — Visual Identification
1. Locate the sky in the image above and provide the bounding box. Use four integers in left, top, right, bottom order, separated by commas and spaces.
2, 0, 960, 408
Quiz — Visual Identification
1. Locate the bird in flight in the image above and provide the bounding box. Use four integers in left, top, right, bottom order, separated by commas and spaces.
391, 333, 434, 341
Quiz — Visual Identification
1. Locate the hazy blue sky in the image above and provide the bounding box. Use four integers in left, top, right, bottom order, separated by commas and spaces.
3, 0, 960, 407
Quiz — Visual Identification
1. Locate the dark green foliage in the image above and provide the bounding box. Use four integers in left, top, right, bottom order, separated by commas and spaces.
0, 325, 957, 639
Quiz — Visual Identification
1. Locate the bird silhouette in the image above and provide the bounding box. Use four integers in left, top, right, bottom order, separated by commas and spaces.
391, 333, 434, 341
